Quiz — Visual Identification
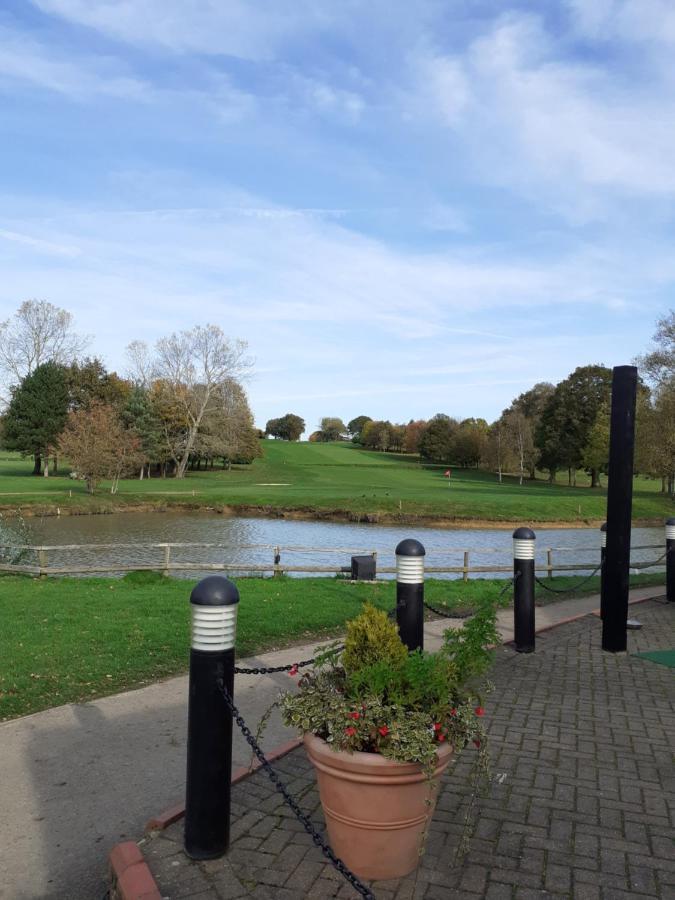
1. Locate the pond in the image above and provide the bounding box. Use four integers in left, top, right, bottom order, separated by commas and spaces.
0, 511, 666, 580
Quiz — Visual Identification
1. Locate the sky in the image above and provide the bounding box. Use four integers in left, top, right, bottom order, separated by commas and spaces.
0, 1, 673, 435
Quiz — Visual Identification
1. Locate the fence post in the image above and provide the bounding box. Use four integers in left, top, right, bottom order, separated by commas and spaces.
513, 527, 536, 653
184, 576, 239, 860
547, 548, 553, 579
396, 539, 425, 652
163, 545, 171, 577
599, 523, 607, 619
667, 518, 675, 603
273, 546, 281, 577
463, 550, 469, 582
38, 548, 48, 578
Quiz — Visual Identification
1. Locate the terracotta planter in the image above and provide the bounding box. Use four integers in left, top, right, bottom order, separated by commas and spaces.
303, 733, 453, 880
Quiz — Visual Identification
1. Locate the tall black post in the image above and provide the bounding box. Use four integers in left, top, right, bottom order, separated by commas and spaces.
602, 366, 637, 653
513, 527, 536, 653
395, 539, 425, 652
184, 576, 239, 859
599, 522, 607, 620
666, 518, 675, 603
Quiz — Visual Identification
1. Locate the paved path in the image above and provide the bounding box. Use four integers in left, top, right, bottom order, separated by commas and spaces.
0, 586, 664, 899
144, 598, 675, 899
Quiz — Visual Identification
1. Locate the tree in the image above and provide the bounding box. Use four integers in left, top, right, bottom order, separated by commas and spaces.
347, 416, 371, 442
535, 366, 612, 486
509, 382, 554, 479
635, 310, 675, 388
319, 417, 347, 441
58, 401, 143, 494
197, 379, 262, 466
67, 358, 131, 411
418, 415, 459, 463
502, 409, 534, 485
127, 325, 251, 478
1, 362, 69, 475
266, 413, 305, 441
403, 420, 426, 454
0, 300, 89, 397
581, 403, 610, 483
452, 419, 488, 468
121, 386, 165, 478
361, 420, 393, 451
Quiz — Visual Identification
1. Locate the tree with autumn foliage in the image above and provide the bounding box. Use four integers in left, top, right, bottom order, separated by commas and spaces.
58, 401, 144, 494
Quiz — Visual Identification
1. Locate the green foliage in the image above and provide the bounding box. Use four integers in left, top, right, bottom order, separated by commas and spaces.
418, 414, 458, 463
265, 413, 305, 441
341, 604, 408, 674
2, 362, 69, 468
281, 600, 499, 774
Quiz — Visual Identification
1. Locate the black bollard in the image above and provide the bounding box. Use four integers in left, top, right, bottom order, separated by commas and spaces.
395, 539, 425, 652
599, 522, 607, 620
184, 576, 239, 860
513, 527, 536, 653
602, 366, 638, 653
667, 518, 675, 603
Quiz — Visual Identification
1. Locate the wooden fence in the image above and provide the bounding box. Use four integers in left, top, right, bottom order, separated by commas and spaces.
0, 541, 665, 579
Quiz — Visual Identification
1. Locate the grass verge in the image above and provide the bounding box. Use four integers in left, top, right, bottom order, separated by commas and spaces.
0, 572, 665, 721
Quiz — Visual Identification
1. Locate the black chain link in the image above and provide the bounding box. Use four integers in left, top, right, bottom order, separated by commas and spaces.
422, 600, 473, 619
234, 657, 316, 675
535, 564, 602, 594
216, 680, 376, 900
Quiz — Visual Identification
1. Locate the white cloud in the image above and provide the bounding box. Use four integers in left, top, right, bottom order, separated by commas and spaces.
407, 12, 675, 207
0, 25, 152, 100
31, 0, 341, 60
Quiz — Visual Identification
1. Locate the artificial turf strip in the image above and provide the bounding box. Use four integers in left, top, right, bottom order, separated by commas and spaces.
0, 571, 665, 722
634, 649, 675, 668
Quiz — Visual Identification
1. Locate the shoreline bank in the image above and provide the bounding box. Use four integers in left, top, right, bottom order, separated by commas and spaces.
0, 498, 666, 529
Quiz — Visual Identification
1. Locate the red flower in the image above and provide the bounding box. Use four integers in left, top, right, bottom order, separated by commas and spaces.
378, 725, 389, 737
438, 734, 446, 742
345, 726, 357, 736
450, 708, 458, 717
289, 664, 299, 676
433, 722, 442, 732
349, 712, 360, 720
475, 707, 485, 717
473, 739, 481, 748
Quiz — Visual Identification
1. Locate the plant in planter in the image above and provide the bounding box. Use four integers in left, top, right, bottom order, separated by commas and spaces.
281, 599, 499, 880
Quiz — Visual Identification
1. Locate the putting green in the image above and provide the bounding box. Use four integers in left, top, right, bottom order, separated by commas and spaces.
634, 649, 675, 668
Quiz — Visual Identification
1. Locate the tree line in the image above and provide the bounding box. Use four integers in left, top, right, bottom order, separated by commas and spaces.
0, 301, 259, 493
267, 312, 674, 493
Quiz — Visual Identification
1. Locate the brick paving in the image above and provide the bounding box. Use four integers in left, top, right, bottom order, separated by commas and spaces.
139, 600, 675, 899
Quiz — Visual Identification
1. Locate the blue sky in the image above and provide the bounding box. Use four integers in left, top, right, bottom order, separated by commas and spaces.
0, 1, 672, 434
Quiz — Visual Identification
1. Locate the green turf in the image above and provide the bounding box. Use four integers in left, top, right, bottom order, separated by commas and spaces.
0, 442, 672, 523
0, 571, 665, 721
634, 649, 675, 668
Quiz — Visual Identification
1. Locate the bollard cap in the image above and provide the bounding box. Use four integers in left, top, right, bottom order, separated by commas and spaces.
667, 517, 675, 526
512, 527, 536, 540
190, 575, 240, 607
600, 522, 607, 532
395, 538, 425, 557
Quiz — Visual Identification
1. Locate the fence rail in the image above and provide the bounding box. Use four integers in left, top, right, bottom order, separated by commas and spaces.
0, 541, 665, 579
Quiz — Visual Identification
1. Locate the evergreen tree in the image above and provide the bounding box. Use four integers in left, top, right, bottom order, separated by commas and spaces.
2, 362, 69, 474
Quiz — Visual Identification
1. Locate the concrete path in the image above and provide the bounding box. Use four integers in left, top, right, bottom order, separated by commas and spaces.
0, 586, 663, 900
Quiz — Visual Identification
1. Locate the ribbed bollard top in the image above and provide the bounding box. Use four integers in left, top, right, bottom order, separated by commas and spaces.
513, 527, 536, 560
395, 539, 425, 583
190, 576, 239, 651
666, 518, 675, 540
601, 522, 607, 548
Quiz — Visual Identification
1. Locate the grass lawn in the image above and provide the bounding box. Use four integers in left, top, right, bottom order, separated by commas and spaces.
0, 441, 672, 524
0, 571, 665, 721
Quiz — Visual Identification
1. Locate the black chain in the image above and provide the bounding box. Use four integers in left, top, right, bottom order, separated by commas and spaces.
234, 647, 345, 676
535, 564, 601, 595
234, 657, 316, 675
217, 680, 376, 900
423, 600, 473, 619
